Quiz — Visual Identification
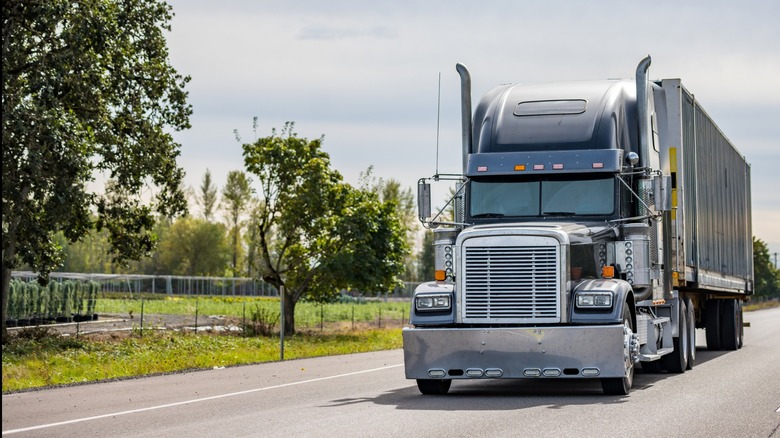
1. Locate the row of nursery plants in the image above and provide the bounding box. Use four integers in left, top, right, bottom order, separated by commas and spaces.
6, 279, 99, 327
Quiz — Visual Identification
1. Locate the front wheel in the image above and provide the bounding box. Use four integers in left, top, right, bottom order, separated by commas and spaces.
416, 379, 451, 395
602, 303, 635, 395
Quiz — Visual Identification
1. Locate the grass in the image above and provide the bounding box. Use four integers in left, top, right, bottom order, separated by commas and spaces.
1, 326, 403, 393
3, 296, 409, 393
743, 299, 780, 312
5, 296, 775, 394
94, 294, 409, 329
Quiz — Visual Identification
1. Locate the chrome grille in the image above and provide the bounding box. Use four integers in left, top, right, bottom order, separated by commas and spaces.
463, 245, 559, 321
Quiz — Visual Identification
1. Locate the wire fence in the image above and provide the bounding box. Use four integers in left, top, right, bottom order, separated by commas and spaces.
11, 271, 420, 298
7, 272, 419, 335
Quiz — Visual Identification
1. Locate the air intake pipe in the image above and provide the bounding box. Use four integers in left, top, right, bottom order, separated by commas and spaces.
635, 55, 652, 169
456, 63, 473, 174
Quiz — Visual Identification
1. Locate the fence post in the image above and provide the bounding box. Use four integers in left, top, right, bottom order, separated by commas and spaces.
280, 286, 285, 361
140, 298, 145, 337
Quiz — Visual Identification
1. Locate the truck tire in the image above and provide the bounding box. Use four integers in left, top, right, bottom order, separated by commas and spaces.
416, 379, 452, 395
720, 299, 741, 351
663, 299, 688, 374
685, 297, 696, 370
601, 304, 635, 395
738, 300, 744, 349
705, 299, 722, 350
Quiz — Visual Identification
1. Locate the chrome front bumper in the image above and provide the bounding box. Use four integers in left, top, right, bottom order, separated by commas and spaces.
403, 325, 628, 379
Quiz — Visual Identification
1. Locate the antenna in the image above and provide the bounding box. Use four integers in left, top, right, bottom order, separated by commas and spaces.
435, 72, 441, 177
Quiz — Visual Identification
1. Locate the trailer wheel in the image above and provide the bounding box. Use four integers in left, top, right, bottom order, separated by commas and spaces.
720, 299, 741, 351
416, 379, 451, 395
685, 297, 696, 370
737, 300, 744, 349
601, 304, 635, 395
663, 298, 688, 373
705, 299, 722, 350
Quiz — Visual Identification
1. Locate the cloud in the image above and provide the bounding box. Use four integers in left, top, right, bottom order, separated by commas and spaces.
298, 25, 396, 40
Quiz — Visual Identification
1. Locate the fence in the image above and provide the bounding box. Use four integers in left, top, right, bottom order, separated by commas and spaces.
11, 271, 420, 298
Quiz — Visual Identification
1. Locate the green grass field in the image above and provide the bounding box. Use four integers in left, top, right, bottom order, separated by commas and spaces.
94, 294, 409, 329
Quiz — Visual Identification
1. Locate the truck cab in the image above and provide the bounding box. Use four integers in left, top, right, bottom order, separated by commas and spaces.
404, 57, 752, 395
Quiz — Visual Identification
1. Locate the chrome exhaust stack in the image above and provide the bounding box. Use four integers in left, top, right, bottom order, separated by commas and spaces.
456, 63, 473, 174
635, 55, 652, 169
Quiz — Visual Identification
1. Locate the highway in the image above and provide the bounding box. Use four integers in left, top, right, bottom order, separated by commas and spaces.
3, 306, 779, 438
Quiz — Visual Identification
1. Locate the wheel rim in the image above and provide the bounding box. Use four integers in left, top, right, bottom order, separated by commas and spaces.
622, 316, 637, 388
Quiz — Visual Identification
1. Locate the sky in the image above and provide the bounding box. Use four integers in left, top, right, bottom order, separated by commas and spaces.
165, 0, 780, 260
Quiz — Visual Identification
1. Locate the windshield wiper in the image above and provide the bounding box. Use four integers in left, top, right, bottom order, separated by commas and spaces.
471, 213, 505, 218
542, 211, 576, 216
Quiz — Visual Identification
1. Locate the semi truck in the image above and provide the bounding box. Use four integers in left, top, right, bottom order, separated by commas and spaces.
404, 56, 753, 395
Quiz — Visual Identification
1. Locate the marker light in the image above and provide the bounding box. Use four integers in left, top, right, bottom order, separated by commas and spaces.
581, 368, 600, 376
523, 368, 542, 377
515, 164, 526, 171
533, 164, 545, 170
553, 163, 564, 170
601, 266, 615, 278
477, 166, 488, 172
592, 163, 604, 169
435, 270, 446, 281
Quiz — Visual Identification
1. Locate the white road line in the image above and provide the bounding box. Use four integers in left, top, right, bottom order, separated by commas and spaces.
3, 363, 404, 435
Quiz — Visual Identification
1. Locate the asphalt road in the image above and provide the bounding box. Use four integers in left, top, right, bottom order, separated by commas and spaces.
4, 307, 780, 438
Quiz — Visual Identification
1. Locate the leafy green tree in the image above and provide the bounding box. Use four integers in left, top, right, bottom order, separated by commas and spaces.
198, 169, 219, 221
221, 171, 253, 277
753, 237, 780, 299
418, 230, 436, 281
157, 217, 229, 276
360, 167, 419, 280
242, 123, 407, 335
2, 0, 191, 342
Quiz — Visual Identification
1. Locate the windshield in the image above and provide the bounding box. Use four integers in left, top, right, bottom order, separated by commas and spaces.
469, 175, 615, 218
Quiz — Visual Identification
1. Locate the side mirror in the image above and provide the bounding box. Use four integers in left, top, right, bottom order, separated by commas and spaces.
418, 181, 432, 220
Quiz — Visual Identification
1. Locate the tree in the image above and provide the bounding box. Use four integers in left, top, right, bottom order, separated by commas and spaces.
2, 0, 191, 343
243, 123, 407, 335
157, 217, 229, 276
753, 237, 780, 299
417, 230, 435, 281
359, 167, 419, 280
221, 170, 253, 277
198, 169, 219, 221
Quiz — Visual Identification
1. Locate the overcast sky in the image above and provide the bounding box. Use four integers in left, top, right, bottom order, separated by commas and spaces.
165, 0, 780, 258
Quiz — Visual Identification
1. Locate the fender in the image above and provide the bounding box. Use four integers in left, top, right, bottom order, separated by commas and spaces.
570, 278, 635, 326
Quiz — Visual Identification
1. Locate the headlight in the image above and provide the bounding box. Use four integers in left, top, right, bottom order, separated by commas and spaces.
575, 291, 613, 309
415, 294, 451, 312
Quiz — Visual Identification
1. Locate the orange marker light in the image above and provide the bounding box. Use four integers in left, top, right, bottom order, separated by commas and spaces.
515, 164, 526, 171
601, 266, 615, 278
435, 270, 446, 281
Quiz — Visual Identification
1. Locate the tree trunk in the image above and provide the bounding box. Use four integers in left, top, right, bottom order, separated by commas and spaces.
283, 290, 296, 336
